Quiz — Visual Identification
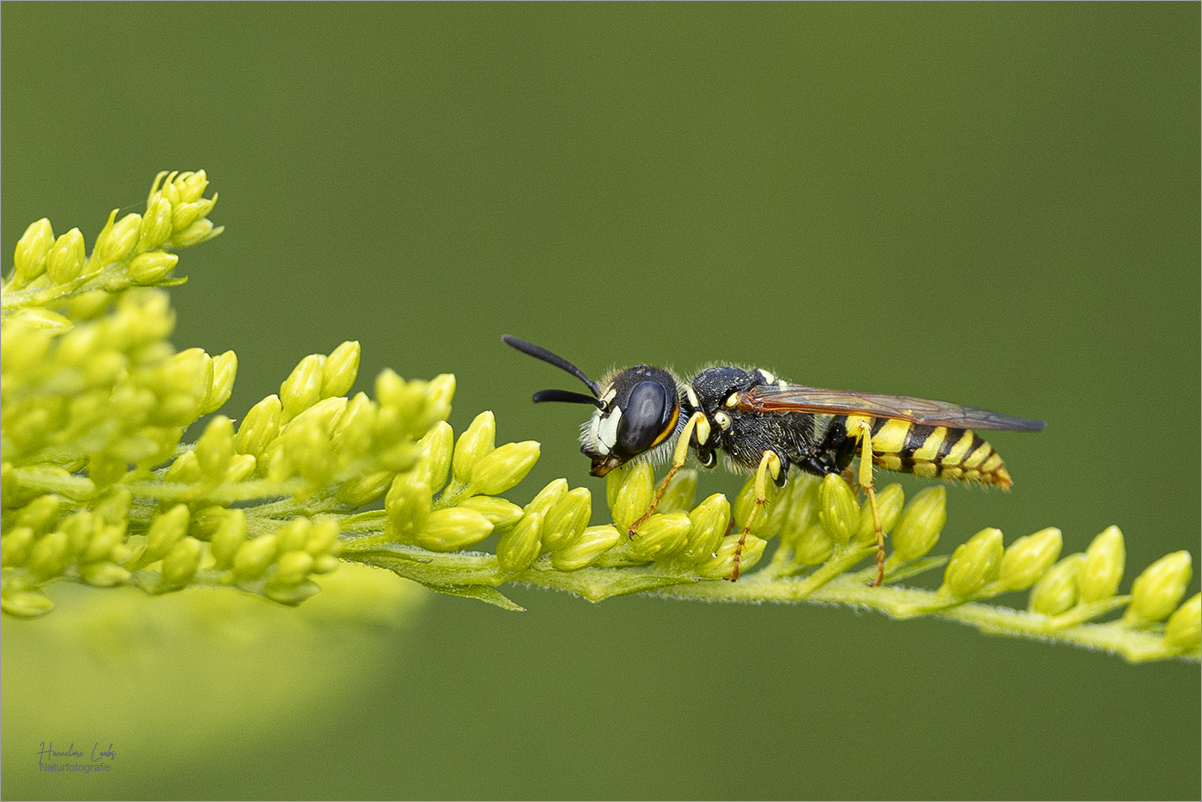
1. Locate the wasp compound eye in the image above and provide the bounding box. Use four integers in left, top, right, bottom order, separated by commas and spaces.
615, 380, 672, 457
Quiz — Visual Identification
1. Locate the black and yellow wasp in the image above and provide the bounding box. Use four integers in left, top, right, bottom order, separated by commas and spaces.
502, 335, 1045, 583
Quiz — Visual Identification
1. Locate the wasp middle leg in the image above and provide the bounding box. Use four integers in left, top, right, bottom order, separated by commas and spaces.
729, 449, 782, 581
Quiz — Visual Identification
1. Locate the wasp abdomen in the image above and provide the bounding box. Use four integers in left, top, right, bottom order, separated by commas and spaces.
844, 415, 1013, 489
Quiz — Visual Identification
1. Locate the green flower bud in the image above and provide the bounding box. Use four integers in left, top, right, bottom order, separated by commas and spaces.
553, 525, 622, 571
697, 533, 767, 578
195, 416, 235, 480
889, 485, 945, 560
11, 308, 74, 333
138, 196, 174, 250
1078, 525, 1125, 603
525, 478, 568, 517
385, 474, 432, 540
145, 504, 190, 561
171, 198, 209, 233
605, 464, 628, 510
231, 535, 278, 581
853, 483, 905, 546
13, 218, 54, 284
305, 518, 341, 556
996, 528, 1063, 592
682, 493, 731, 563
780, 474, 822, 544
16, 493, 63, 533
27, 530, 69, 580
733, 474, 781, 536
497, 512, 543, 573
384, 473, 432, 536
224, 453, 257, 483
460, 496, 525, 530
97, 212, 142, 263
210, 509, 248, 569
610, 464, 655, 532
276, 519, 311, 553
542, 487, 592, 552
373, 368, 412, 410
629, 512, 691, 560
264, 578, 322, 606
793, 523, 836, 566
59, 510, 95, 556
470, 441, 540, 495
424, 373, 455, 426
236, 395, 282, 458
81, 524, 125, 564
1164, 593, 1201, 651
453, 411, 497, 484
1, 527, 35, 568
186, 506, 227, 541
281, 354, 325, 419
818, 473, 860, 546
0, 589, 56, 618
658, 469, 698, 514
127, 251, 179, 284
289, 420, 335, 486
45, 228, 86, 284
79, 561, 131, 588
412, 508, 494, 552
1126, 551, 1192, 624
152, 348, 211, 425
273, 550, 316, 585
288, 396, 347, 436
1028, 553, 1085, 616
942, 527, 1004, 598
199, 350, 237, 415
321, 340, 360, 398
163, 450, 202, 484
173, 218, 218, 248
160, 537, 203, 589
335, 470, 393, 507
416, 422, 454, 494
176, 170, 210, 203
312, 554, 340, 574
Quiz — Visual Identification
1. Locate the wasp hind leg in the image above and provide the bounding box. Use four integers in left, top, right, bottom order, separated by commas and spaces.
729, 449, 783, 581
852, 420, 886, 587
628, 412, 711, 539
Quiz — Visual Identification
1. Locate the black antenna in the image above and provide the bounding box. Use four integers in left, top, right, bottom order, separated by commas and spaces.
502, 335, 602, 398
532, 389, 604, 409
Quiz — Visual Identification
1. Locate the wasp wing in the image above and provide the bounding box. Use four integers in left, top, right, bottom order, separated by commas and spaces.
738, 384, 1046, 431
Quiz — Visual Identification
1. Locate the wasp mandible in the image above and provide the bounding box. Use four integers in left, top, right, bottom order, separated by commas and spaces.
502, 335, 1045, 584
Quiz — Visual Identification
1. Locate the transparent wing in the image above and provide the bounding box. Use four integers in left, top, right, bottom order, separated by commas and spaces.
738, 384, 1046, 431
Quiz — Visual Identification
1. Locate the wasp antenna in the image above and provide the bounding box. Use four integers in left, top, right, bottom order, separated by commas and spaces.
532, 389, 604, 408
502, 335, 602, 397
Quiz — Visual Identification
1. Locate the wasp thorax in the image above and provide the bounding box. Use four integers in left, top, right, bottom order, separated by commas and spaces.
581, 366, 680, 476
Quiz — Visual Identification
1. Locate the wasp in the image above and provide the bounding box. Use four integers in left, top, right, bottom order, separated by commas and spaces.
502, 335, 1045, 584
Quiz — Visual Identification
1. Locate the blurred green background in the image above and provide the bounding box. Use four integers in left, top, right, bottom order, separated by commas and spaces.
3, 3, 1198, 799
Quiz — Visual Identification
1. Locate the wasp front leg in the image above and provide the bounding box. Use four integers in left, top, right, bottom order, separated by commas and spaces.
628, 412, 711, 538
850, 418, 886, 587
729, 449, 782, 581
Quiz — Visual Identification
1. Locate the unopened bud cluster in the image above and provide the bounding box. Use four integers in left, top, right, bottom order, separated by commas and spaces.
7, 171, 221, 299
384, 410, 540, 557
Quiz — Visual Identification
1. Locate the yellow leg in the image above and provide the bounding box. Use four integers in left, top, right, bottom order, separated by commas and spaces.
854, 420, 886, 587
629, 412, 710, 538
729, 449, 781, 581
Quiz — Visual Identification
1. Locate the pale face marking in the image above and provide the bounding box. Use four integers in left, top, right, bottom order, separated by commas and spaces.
594, 407, 622, 452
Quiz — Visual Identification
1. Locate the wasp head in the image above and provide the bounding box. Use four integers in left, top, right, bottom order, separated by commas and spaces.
502, 336, 682, 477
